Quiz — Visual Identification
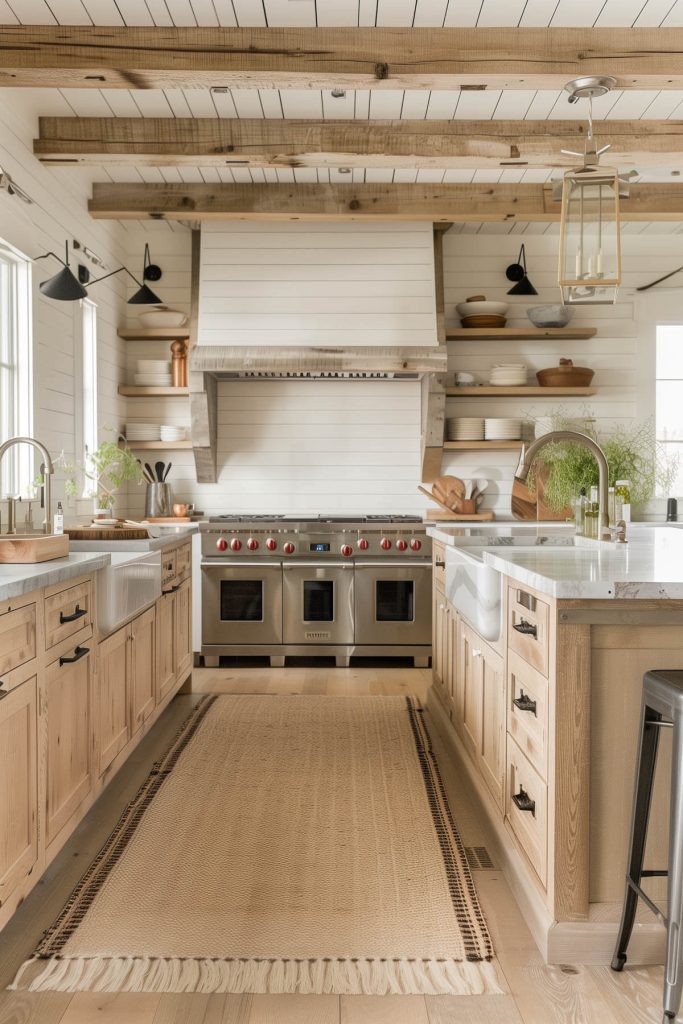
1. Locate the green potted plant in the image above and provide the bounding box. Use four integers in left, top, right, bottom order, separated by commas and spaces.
47, 436, 144, 518
527, 410, 678, 516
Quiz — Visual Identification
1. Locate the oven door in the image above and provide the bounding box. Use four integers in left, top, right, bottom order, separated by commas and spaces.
354, 561, 432, 646
283, 562, 354, 645
202, 562, 283, 646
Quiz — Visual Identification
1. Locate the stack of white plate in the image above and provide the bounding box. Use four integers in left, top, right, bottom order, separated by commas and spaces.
126, 423, 162, 442
160, 425, 186, 443
489, 363, 527, 386
446, 417, 485, 441
134, 359, 173, 387
484, 418, 523, 441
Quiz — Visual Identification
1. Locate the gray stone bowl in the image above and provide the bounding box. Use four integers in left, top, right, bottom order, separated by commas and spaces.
527, 304, 573, 328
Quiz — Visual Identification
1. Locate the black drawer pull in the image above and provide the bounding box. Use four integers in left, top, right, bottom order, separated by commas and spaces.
513, 619, 537, 638
513, 690, 537, 716
435, 560, 445, 569
59, 604, 87, 624
512, 787, 536, 816
59, 645, 89, 667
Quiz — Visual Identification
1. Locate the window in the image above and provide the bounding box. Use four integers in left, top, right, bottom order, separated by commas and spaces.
656, 325, 683, 495
75, 298, 98, 496
0, 241, 32, 496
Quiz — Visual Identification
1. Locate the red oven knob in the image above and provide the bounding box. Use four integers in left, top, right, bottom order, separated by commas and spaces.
341, 544, 353, 557
380, 537, 392, 550
358, 538, 369, 551
396, 539, 408, 551
410, 538, 422, 551
283, 542, 295, 555
230, 538, 242, 551
266, 537, 277, 551
216, 537, 228, 552
247, 538, 259, 550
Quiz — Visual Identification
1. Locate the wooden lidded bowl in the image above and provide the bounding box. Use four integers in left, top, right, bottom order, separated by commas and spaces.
536, 358, 594, 388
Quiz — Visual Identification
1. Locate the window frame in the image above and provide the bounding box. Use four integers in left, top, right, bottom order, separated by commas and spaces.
0, 240, 33, 497
74, 296, 98, 497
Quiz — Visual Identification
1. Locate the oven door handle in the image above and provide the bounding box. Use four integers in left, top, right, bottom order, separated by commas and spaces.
201, 560, 282, 569
354, 561, 431, 569
283, 561, 352, 569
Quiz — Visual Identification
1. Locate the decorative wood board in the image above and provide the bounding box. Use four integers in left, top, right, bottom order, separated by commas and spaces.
65, 527, 149, 540
0, 534, 69, 563
427, 510, 495, 521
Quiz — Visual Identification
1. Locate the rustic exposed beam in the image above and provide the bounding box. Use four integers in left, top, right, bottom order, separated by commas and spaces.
3, 26, 683, 90
88, 182, 683, 223
36, 117, 683, 169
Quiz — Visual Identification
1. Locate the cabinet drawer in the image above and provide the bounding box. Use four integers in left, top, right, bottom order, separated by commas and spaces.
507, 650, 549, 780
44, 580, 92, 650
433, 542, 446, 588
0, 603, 37, 678
508, 585, 549, 677
176, 543, 191, 580
161, 550, 177, 588
506, 735, 547, 888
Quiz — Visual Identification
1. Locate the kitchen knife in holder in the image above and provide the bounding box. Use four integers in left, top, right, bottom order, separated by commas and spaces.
145, 482, 172, 518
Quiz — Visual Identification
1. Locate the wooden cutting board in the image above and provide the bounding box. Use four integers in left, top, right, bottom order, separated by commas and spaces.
427, 510, 496, 522
66, 526, 150, 540
0, 534, 70, 562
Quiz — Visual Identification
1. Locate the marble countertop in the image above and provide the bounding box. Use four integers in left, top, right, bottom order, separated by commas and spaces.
428, 523, 683, 599
0, 551, 111, 603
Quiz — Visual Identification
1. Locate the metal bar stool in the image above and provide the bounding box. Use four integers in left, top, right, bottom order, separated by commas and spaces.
611, 669, 683, 1023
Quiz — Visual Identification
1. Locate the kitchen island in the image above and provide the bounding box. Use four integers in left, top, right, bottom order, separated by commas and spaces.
427, 523, 683, 967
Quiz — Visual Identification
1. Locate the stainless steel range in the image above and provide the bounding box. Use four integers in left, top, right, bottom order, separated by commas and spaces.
199, 515, 431, 667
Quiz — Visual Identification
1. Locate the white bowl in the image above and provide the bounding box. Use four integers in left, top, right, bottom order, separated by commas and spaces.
139, 308, 188, 329
456, 300, 509, 318
527, 304, 573, 328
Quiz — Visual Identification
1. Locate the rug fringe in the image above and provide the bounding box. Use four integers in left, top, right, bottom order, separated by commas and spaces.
10, 955, 503, 996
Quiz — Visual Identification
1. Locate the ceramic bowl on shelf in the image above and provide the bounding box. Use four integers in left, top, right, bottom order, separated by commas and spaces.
536, 358, 594, 387
527, 304, 573, 328
456, 296, 508, 328
138, 307, 188, 329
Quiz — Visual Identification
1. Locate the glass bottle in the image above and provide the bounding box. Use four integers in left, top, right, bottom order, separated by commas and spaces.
615, 480, 631, 523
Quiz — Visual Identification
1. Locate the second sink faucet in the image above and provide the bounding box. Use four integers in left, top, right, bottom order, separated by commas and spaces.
512, 430, 611, 538
0, 437, 54, 535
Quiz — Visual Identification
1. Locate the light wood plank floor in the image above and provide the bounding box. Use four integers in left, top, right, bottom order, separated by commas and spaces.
0, 667, 673, 1024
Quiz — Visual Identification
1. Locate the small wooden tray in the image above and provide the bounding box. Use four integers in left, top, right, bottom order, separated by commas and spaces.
427, 510, 496, 522
0, 534, 70, 563
66, 526, 150, 540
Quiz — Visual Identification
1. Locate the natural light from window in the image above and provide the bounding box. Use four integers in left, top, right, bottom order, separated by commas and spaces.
78, 298, 98, 497
0, 240, 32, 497
656, 325, 683, 496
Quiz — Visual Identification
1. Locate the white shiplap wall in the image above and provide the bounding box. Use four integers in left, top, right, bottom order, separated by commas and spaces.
198, 221, 437, 347
0, 93, 128, 518
442, 231, 683, 517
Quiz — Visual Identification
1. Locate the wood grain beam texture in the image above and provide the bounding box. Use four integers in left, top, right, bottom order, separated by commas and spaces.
36, 117, 683, 169
3, 26, 683, 90
88, 182, 683, 222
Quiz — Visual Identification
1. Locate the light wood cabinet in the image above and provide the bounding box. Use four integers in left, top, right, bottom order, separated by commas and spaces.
96, 625, 130, 776
45, 644, 92, 846
130, 606, 156, 734
0, 676, 38, 908
175, 577, 192, 687
456, 621, 505, 811
156, 589, 176, 704
0, 603, 36, 677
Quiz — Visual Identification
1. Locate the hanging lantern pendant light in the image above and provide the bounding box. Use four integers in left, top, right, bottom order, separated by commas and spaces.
558, 81, 626, 306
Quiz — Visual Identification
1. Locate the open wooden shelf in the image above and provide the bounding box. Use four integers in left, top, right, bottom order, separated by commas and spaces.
446, 386, 596, 397
446, 327, 597, 341
119, 386, 190, 397
117, 328, 190, 342
443, 440, 523, 450
120, 440, 193, 450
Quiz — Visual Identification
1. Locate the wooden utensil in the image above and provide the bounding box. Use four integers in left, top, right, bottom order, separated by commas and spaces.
163, 462, 172, 481
144, 462, 155, 482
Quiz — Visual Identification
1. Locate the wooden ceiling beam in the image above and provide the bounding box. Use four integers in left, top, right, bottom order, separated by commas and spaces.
35, 117, 683, 169
3, 26, 683, 90
87, 182, 683, 222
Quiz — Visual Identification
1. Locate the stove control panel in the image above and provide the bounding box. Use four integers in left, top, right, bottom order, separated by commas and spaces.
200, 523, 430, 561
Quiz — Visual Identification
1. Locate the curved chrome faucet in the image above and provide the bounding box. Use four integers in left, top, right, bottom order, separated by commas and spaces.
512, 430, 610, 536
0, 436, 54, 534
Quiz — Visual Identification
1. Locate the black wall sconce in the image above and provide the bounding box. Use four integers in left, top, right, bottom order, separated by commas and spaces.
35, 241, 163, 304
505, 244, 538, 296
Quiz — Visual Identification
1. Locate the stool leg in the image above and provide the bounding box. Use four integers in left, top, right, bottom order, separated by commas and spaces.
663, 713, 683, 1021
611, 704, 662, 971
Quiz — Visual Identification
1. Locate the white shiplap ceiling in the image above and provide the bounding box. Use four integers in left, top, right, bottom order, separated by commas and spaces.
1, 0, 683, 234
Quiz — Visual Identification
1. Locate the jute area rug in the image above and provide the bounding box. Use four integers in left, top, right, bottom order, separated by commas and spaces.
12, 694, 500, 996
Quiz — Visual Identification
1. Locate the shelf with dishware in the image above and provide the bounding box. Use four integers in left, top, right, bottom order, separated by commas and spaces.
119, 440, 193, 450
446, 386, 596, 397
118, 387, 190, 397
443, 440, 523, 450
446, 327, 597, 341
117, 328, 191, 342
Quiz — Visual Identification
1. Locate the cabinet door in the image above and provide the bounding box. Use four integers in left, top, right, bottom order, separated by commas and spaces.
479, 644, 506, 810
175, 578, 192, 687
131, 607, 155, 735
46, 647, 92, 845
156, 591, 176, 704
0, 676, 38, 905
460, 623, 481, 757
432, 585, 445, 688
96, 626, 131, 776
